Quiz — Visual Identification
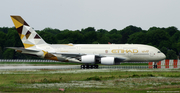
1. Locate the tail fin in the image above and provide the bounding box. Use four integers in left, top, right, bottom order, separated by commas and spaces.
10, 15, 47, 49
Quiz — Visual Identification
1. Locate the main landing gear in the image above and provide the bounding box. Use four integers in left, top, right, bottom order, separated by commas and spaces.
81, 64, 99, 69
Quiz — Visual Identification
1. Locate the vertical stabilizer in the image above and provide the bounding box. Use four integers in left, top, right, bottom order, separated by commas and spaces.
10, 15, 47, 49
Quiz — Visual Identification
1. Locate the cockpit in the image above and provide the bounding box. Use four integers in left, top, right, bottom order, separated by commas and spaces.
157, 51, 161, 53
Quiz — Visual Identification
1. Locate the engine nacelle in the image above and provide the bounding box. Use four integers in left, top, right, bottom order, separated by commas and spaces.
101, 57, 115, 65
81, 55, 95, 64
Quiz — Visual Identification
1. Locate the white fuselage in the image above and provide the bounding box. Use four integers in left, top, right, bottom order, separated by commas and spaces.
35, 44, 166, 63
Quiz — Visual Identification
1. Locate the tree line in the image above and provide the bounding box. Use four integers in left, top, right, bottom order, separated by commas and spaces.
0, 25, 179, 59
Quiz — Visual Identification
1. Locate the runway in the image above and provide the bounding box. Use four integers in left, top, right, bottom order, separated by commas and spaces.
0, 64, 179, 70
0, 64, 80, 70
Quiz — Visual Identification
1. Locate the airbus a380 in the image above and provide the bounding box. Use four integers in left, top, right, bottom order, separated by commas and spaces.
8, 15, 166, 69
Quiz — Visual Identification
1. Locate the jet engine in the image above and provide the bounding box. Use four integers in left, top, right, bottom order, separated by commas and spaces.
81, 55, 95, 64
101, 57, 121, 65
101, 57, 115, 65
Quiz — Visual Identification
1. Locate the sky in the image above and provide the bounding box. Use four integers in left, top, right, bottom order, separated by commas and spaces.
1, 0, 180, 31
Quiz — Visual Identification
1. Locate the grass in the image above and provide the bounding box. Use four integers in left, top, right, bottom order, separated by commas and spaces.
0, 87, 147, 93
0, 60, 178, 92
0, 69, 180, 92
1, 70, 180, 84
85, 75, 115, 81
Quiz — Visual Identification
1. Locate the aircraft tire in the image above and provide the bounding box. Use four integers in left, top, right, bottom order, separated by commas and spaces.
81, 65, 99, 69
92, 65, 95, 68
95, 65, 99, 69
154, 65, 157, 69
81, 65, 85, 69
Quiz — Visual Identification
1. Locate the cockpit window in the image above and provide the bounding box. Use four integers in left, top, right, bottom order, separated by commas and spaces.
157, 51, 161, 53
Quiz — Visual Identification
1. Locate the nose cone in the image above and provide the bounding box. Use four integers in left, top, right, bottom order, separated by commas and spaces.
161, 53, 166, 60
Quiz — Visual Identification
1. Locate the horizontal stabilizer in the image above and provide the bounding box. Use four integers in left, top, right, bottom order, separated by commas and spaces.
7, 47, 40, 52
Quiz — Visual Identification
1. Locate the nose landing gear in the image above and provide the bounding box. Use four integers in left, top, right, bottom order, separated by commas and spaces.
154, 62, 157, 68
81, 64, 99, 69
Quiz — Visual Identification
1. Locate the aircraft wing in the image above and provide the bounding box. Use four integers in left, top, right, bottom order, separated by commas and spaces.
52, 52, 87, 58
53, 52, 126, 61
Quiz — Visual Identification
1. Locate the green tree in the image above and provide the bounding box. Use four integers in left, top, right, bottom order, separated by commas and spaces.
107, 33, 122, 44
160, 47, 168, 56
159, 40, 171, 49
55, 29, 70, 41
14, 52, 27, 59
165, 26, 178, 36
166, 50, 177, 59
68, 31, 84, 44
170, 31, 180, 43
84, 31, 97, 44
127, 32, 147, 44
97, 29, 108, 33
3, 49, 15, 59
147, 28, 170, 48
1, 26, 180, 59
0, 31, 6, 48
42, 27, 60, 35
92, 41, 99, 44
39, 31, 57, 44
81, 27, 96, 33
109, 29, 118, 34
98, 35, 110, 44
0, 46, 2, 59
0, 27, 9, 33
57, 39, 69, 44
177, 42, 180, 56
120, 25, 142, 44
4, 30, 18, 47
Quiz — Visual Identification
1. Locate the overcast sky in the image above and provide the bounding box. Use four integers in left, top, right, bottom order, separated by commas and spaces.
1, 0, 180, 31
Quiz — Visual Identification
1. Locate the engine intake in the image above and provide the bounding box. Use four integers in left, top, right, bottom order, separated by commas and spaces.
81, 55, 95, 64
101, 57, 121, 65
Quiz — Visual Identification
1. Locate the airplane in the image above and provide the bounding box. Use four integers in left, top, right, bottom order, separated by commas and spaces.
8, 15, 166, 69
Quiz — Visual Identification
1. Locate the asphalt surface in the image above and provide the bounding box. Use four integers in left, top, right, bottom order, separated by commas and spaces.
0, 65, 80, 70
0, 64, 179, 70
